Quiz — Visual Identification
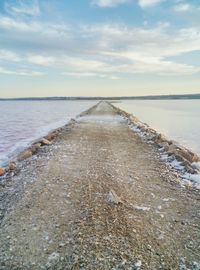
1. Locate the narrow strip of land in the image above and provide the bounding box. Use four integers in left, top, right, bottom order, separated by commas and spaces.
0, 101, 199, 270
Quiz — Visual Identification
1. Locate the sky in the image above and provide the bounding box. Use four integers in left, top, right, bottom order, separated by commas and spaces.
0, 0, 200, 97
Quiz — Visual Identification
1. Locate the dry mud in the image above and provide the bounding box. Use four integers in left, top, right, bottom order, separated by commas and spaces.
0, 101, 199, 270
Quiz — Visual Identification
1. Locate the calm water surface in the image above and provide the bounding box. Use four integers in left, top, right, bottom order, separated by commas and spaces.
118, 100, 200, 156
0, 100, 96, 166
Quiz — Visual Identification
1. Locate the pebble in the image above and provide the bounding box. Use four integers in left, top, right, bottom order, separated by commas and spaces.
44, 236, 50, 241
0, 167, 6, 176
41, 138, 52, 146
59, 242, 66, 248
48, 252, 60, 262
18, 150, 32, 161
134, 260, 142, 269
9, 162, 17, 171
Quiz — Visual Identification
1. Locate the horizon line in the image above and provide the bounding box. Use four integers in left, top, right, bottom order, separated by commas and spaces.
1, 93, 200, 100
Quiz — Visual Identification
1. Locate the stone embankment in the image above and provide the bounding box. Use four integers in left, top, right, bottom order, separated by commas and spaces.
111, 104, 200, 176
0, 120, 76, 178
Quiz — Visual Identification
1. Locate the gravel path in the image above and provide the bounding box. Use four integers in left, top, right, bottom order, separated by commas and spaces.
0, 101, 199, 269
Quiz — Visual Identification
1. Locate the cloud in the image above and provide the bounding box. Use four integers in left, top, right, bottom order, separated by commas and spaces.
92, 0, 130, 8
174, 3, 192, 12
0, 16, 71, 44
104, 51, 199, 75
0, 16, 41, 32
27, 55, 56, 66
0, 15, 200, 77
0, 66, 44, 76
0, 49, 21, 62
63, 57, 108, 72
63, 71, 119, 80
82, 23, 200, 57
28, 54, 118, 79
79, 23, 200, 75
92, 0, 164, 8
138, 0, 165, 8
5, 0, 40, 16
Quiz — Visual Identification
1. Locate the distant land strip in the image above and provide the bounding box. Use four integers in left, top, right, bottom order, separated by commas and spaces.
0, 93, 200, 101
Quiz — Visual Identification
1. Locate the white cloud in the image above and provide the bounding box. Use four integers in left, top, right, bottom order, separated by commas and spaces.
0, 16, 70, 38
104, 51, 199, 75
92, 0, 165, 8
63, 71, 118, 80
28, 54, 117, 78
27, 55, 56, 66
0, 49, 21, 62
79, 23, 200, 75
0, 15, 200, 77
174, 3, 191, 12
5, 0, 40, 16
92, 0, 130, 7
0, 16, 41, 32
138, 0, 165, 8
63, 58, 107, 72
0, 66, 44, 76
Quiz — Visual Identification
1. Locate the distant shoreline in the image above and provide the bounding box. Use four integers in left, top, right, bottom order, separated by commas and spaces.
1, 93, 200, 101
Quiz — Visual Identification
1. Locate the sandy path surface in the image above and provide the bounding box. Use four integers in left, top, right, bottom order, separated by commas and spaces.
0, 101, 199, 270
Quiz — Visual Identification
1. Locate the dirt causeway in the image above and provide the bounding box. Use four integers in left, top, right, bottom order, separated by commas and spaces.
0, 101, 199, 269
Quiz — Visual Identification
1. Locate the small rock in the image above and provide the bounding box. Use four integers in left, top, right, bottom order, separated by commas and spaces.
192, 262, 200, 269
167, 144, 177, 154
134, 260, 142, 269
155, 133, 168, 144
147, 244, 152, 251
18, 150, 32, 161
41, 138, 52, 146
0, 167, 6, 176
44, 235, 50, 241
108, 189, 123, 204
30, 143, 41, 154
48, 252, 60, 262
134, 205, 150, 211
176, 149, 193, 163
59, 242, 66, 248
158, 142, 169, 151
9, 162, 17, 171
46, 132, 57, 141
192, 153, 200, 162
192, 162, 200, 171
